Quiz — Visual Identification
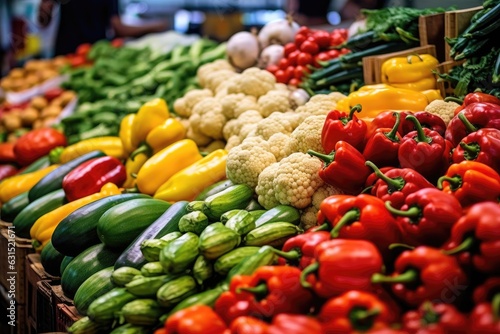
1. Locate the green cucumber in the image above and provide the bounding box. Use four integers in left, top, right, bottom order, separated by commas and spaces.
0, 191, 30, 222
40, 240, 66, 277
61, 243, 122, 299
202, 184, 254, 221
87, 287, 137, 324
13, 188, 67, 238
74, 266, 115, 316
254, 205, 301, 228
97, 198, 171, 250
18, 155, 51, 175
52, 193, 150, 257
195, 179, 234, 201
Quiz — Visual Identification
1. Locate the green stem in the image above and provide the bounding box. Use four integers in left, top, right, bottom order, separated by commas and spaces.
365, 161, 405, 191
388, 243, 415, 250
442, 236, 475, 255
237, 283, 268, 300
123, 186, 139, 193
492, 293, 500, 321
371, 269, 419, 284
271, 248, 301, 262
130, 144, 152, 161
459, 141, 480, 160
300, 262, 318, 289
443, 96, 464, 104
385, 112, 401, 142
331, 209, 360, 238
405, 115, 432, 143
307, 150, 335, 166
407, 53, 423, 64
348, 104, 363, 121
312, 223, 330, 232
385, 201, 421, 218
422, 301, 440, 324
350, 308, 381, 331
437, 175, 462, 191
457, 112, 478, 133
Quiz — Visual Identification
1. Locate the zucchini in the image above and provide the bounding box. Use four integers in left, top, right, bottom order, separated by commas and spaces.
125, 274, 178, 297
140, 262, 165, 277
494, 52, 500, 83
52, 193, 150, 257
213, 246, 260, 275
340, 42, 409, 64
60, 256, 74, 276
74, 266, 115, 315
87, 287, 137, 324
28, 150, 106, 202
61, 243, 122, 299
202, 184, 254, 221
109, 324, 150, 334
121, 299, 162, 326
0, 191, 30, 222
18, 155, 51, 175
244, 222, 303, 248
68, 316, 110, 334
111, 267, 142, 287
13, 188, 67, 238
314, 67, 364, 89
254, 205, 301, 228
195, 179, 234, 200
465, 3, 500, 35
245, 198, 265, 211
40, 240, 65, 277
97, 198, 171, 250
114, 201, 188, 269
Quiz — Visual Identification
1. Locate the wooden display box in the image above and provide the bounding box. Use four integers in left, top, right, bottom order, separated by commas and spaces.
419, 13, 446, 63
444, 6, 483, 61
55, 304, 81, 332
36, 280, 56, 333
362, 45, 437, 85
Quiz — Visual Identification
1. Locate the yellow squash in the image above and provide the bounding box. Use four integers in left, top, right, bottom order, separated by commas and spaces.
122, 152, 149, 189
154, 149, 228, 202
0, 164, 59, 203
130, 98, 170, 150
30, 183, 121, 251
59, 136, 126, 163
381, 54, 439, 84
119, 113, 137, 155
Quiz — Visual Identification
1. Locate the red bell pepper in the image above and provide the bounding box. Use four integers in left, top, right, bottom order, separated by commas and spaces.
318, 290, 397, 334
366, 110, 411, 140
450, 91, 500, 116
385, 188, 462, 247
316, 194, 401, 258
366, 161, 435, 210
398, 115, 447, 183
437, 161, 500, 207
268, 314, 324, 334
273, 231, 331, 269
371, 246, 468, 307
0, 164, 18, 181
229, 316, 269, 334
443, 202, 500, 274
445, 102, 500, 146
13, 128, 67, 166
363, 166, 394, 193
443, 138, 455, 166
452, 128, 500, 173
164, 305, 228, 334
300, 239, 384, 299
62, 156, 126, 201
308, 141, 371, 195
402, 302, 469, 334
321, 104, 367, 153
469, 300, 500, 334
215, 276, 256, 326
402, 111, 447, 137
473, 277, 500, 305
0, 142, 17, 164
362, 112, 402, 168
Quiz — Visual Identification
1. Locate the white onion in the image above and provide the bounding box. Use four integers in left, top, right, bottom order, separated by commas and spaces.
258, 44, 284, 69
226, 31, 260, 71
348, 19, 367, 39
257, 17, 300, 49
290, 88, 310, 107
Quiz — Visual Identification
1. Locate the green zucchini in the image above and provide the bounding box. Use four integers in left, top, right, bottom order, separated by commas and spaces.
244, 222, 303, 248
340, 42, 409, 64
245, 198, 265, 211
61, 243, 122, 299
156, 275, 198, 308
18, 155, 51, 175
109, 323, 150, 334
111, 267, 142, 287
213, 246, 260, 275
125, 274, 178, 297
114, 201, 188, 269
60, 256, 74, 276
202, 184, 254, 221
52, 193, 150, 257
140, 262, 164, 277
195, 179, 234, 200
0, 191, 30, 222
40, 240, 65, 277
87, 287, 137, 324
465, 3, 500, 35
97, 198, 171, 250
494, 52, 500, 83
74, 266, 115, 315
121, 299, 163, 326
68, 316, 110, 334
254, 205, 301, 228
28, 150, 106, 202
13, 189, 67, 239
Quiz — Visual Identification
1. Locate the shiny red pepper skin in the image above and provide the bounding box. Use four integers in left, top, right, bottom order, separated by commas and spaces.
0, 142, 17, 164
0, 164, 18, 181
473, 277, 500, 305
321, 105, 367, 153
363, 112, 402, 168
229, 316, 269, 334
268, 314, 324, 334
453, 92, 500, 116
275, 231, 331, 269
62, 156, 126, 201
402, 302, 469, 334
385, 188, 462, 247
13, 128, 67, 166
452, 128, 500, 173
469, 303, 500, 334
366, 110, 411, 140
402, 111, 447, 137
215, 276, 255, 326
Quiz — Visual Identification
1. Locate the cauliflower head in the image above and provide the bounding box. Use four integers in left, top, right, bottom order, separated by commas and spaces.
222, 109, 263, 140
267, 132, 290, 162
225, 135, 242, 151
257, 90, 292, 117
197, 59, 234, 87
173, 88, 213, 118
286, 115, 326, 155
424, 99, 459, 125
221, 94, 260, 119
250, 117, 294, 140
299, 184, 344, 230
204, 69, 238, 93
255, 162, 281, 209
295, 92, 346, 116
227, 68, 276, 98
191, 97, 227, 139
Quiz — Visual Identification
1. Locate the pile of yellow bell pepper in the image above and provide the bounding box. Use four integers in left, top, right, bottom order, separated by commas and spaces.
381, 53, 439, 91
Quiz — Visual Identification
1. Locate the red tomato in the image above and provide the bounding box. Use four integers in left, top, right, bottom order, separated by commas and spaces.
314, 52, 331, 67
111, 38, 124, 47
312, 30, 331, 49
294, 65, 309, 79
294, 34, 307, 48
340, 48, 350, 55
287, 50, 300, 66
296, 26, 311, 37
284, 43, 297, 57
278, 58, 290, 70
330, 33, 345, 47
288, 78, 301, 86
70, 55, 87, 67
75, 43, 91, 56
327, 49, 340, 59
274, 69, 289, 84
266, 64, 279, 74
44, 88, 65, 101
297, 52, 313, 66
285, 66, 295, 81
300, 40, 319, 55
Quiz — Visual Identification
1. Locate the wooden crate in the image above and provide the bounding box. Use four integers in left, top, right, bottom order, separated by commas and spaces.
55, 304, 81, 332
51, 284, 74, 307
435, 60, 465, 98
0, 227, 34, 304
419, 13, 446, 63
362, 45, 437, 84
444, 6, 483, 61
36, 280, 56, 333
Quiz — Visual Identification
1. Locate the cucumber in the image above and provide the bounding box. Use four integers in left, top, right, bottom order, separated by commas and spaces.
121, 299, 162, 326
68, 316, 110, 334
52, 193, 150, 257
74, 266, 115, 316
195, 179, 234, 200
114, 201, 188, 269
87, 287, 137, 324
0, 191, 30, 222
61, 243, 122, 299
202, 184, 254, 221
60, 256, 74, 276
254, 205, 301, 228
13, 189, 67, 239
28, 150, 106, 202
18, 155, 51, 175
97, 198, 171, 250
109, 324, 150, 334
40, 240, 65, 277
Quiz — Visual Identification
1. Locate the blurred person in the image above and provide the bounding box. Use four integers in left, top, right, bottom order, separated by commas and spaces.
0, 0, 14, 76
339, 0, 388, 20
287, 0, 332, 26
37, 0, 168, 56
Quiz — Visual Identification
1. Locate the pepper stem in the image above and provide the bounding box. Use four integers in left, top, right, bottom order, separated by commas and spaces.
492, 293, 500, 321
388, 243, 415, 250
385, 112, 401, 142
237, 283, 268, 300
385, 201, 421, 218
130, 144, 152, 161
350, 308, 381, 331
371, 269, 419, 284
459, 141, 480, 160
405, 115, 432, 144
307, 150, 335, 166
271, 248, 301, 262
348, 104, 363, 121
444, 96, 464, 104
437, 175, 462, 191
457, 112, 478, 133
311, 223, 330, 232
300, 262, 319, 289
442, 236, 475, 255
331, 209, 360, 238
422, 302, 440, 324
365, 161, 405, 191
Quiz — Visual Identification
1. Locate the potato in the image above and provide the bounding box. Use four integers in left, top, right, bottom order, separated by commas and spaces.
32, 119, 44, 129
50, 96, 64, 108
25, 74, 40, 87
41, 105, 62, 118
7, 78, 24, 91
42, 117, 58, 128
52, 56, 68, 67
0, 78, 12, 90
40, 69, 59, 81
59, 90, 76, 105
20, 107, 39, 126
3, 113, 22, 132
9, 68, 25, 79
31, 96, 48, 110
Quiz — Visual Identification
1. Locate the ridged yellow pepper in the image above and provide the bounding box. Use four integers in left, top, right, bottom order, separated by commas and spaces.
59, 136, 126, 163
130, 98, 170, 150
0, 164, 59, 203
30, 182, 121, 251
154, 149, 227, 202
381, 54, 439, 84
119, 113, 137, 155
389, 77, 437, 91
122, 152, 149, 189
421, 89, 443, 103
136, 139, 202, 195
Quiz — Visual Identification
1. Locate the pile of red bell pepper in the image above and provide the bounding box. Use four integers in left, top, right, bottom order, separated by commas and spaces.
155, 92, 500, 333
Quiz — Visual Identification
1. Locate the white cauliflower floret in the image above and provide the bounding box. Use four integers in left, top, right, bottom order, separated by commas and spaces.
222, 110, 263, 140
269, 111, 309, 130
225, 135, 242, 151
274, 83, 289, 91
201, 140, 226, 153
186, 126, 212, 147
294, 92, 346, 116
227, 67, 276, 98
267, 133, 290, 162
197, 59, 234, 87
214, 75, 241, 99
424, 99, 459, 125
250, 117, 294, 140
300, 184, 344, 230
173, 89, 213, 118
286, 115, 326, 155
191, 98, 226, 139
204, 70, 238, 93
255, 162, 281, 209
226, 138, 277, 188
221, 94, 260, 119
257, 90, 292, 117
300, 206, 320, 231
239, 124, 258, 141
273, 152, 324, 209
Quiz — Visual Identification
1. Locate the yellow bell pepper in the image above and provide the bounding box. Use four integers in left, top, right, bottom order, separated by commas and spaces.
389, 77, 437, 91
130, 98, 170, 150
0, 164, 59, 203
420, 89, 443, 103
136, 139, 203, 195
381, 54, 439, 84
122, 152, 149, 189
30, 182, 121, 251
154, 149, 228, 202
119, 113, 137, 155
59, 136, 126, 163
